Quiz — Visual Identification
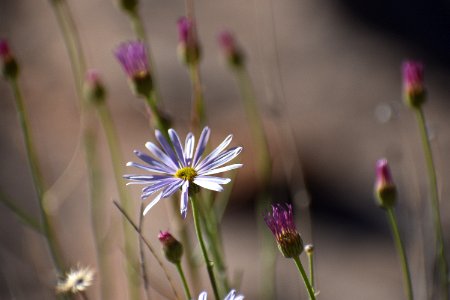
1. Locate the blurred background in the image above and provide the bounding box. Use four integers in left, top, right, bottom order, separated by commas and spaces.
0, 0, 450, 299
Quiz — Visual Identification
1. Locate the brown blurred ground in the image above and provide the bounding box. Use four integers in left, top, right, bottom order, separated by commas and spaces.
1, 0, 450, 299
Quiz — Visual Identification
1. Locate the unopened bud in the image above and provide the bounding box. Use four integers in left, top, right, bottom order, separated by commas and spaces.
115, 41, 153, 97
402, 60, 426, 109
374, 159, 396, 209
83, 70, 106, 105
0, 39, 19, 80
158, 231, 183, 264
264, 204, 304, 258
218, 31, 244, 69
304, 244, 314, 255
177, 17, 201, 66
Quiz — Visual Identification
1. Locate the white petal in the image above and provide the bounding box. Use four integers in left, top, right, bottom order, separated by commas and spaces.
169, 129, 187, 167
180, 181, 190, 219
193, 127, 210, 166
198, 147, 242, 173
194, 176, 231, 185
143, 192, 163, 216
198, 164, 243, 176
193, 178, 224, 192
198, 291, 208, 300
155, 130, 180, 168
145, 142, 179, 171
161, 179, 184, 198
185, 133, 195, 165
195, 133, 233, 169
126, 162, 172, 174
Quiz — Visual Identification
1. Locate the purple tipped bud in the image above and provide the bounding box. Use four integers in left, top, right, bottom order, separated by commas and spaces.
0, 39, 19, 80
402, 60, 426, 108
0, 39, 11, 59
264, 204, 303, 258
177, 17, 201, 65
374, 159, 397, 209
83, 69, 106, 105
115, 41, 152, 96
158, 231, 183, 264
218, 31, 244, 68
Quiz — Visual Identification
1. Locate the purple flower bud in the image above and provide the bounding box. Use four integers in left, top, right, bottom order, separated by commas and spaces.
402, 60, 426, 108
0, 39, 11, 59
115, 41, 149, 78
115, 41, 152, 96
0, 38, 19, 80
374, 159, 396, 209
177, 17, 200, 65
264, 204, 303, 258
218, 31, 244, 68
158, 231, 183, 264
83, 69, 106, 104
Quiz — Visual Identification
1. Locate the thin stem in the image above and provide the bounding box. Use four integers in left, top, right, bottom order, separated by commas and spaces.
113, 201, 180, 300
176, 262, 192, 300
96, 103, 140, 299
188, 64, 206, 131
235, 68, 271, 181
307, 251, 315, 289
414, 107, 448, 299
0, 189, 42, 233
386, 208, 414, 300
190, 195, 220, 300
144, 93, 170, 136
293, 256, 316, 300
10, 79, 64, 273
138, 204, 151, 300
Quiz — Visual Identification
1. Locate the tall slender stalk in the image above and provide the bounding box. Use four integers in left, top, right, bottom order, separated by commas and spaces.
414, 107, 448, 299
113, 201, 180, 300
190, 195, 220, 300
95, 103, 141, 298
48, 1, 142, 298
293, 256, 316, 300
189, 64, 206, 130
386, 208, 414, 300
175, 261, 192, 300
10, 79, 65, 272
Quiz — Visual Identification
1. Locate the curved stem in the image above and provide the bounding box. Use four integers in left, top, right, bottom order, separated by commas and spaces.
190, 195, 220, 300
0, 188, 42, 233
176, 262, 192, 300
10, 79, 64, 272
293, 256, 315, 300
415, 108, 448, 299
386, 208, 414, 300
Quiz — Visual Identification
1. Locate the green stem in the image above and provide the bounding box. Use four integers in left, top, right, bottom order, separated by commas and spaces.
197, 193, 230, 293
414, 108, 448, 299
190, 195, 220, 300
0, 189, 42, 233
96, 103, 140, 299
138, 204, 151, 300
235, 68, 271, 181
188, 64, 206, 131
176, 262, 192, 300
113, 201, 180, 300
386, 208, 414, 300
293, 256, 316, 300
307, 251, 315, 289
10, 79, 64, 272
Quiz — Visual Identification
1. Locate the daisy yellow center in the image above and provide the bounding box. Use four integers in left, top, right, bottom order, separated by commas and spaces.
175, 167, 197, 182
